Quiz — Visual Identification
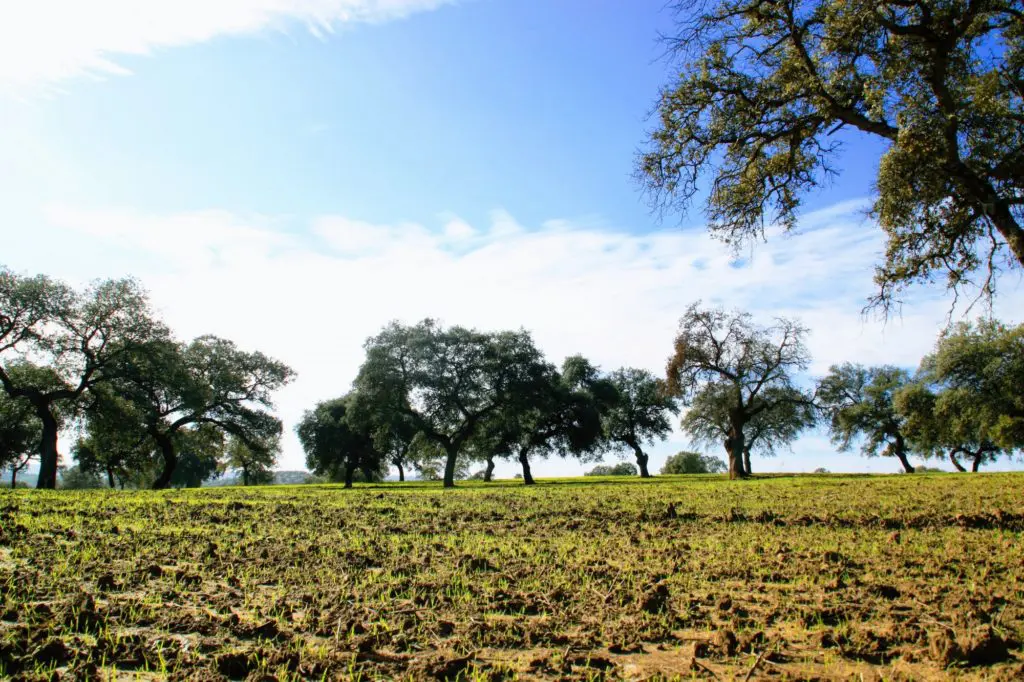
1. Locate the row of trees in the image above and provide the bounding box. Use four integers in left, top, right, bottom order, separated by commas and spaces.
663, 304, 1023, 478
297, 320, 681, 488
0, 266, 293, 489
299, 309, 1022, 488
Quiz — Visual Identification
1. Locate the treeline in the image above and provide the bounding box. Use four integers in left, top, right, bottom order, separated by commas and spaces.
303, 307, 1023, 486
0, 266, 294, 489
3, 264, 1022, 490
297, 320, 678, 488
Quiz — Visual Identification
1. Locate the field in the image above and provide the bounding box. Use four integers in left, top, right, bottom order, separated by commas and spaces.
1, 474, 1022, 681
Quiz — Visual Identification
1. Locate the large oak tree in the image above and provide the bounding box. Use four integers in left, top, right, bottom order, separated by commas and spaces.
638, 0, 1024, 308
354, 320, 551, 488
0, 268, 165, 488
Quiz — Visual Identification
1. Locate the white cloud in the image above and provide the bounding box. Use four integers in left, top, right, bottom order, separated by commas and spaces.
42, 202, 1024, 475
0, 0, 456, 93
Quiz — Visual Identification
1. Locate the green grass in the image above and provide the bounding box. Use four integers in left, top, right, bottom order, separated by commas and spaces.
1, 473, 1022, 680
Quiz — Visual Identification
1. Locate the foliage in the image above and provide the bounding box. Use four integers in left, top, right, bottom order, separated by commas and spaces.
602, 367, 679, 477
472, 356, 608, 485
666, 302, 812, 478
0, 268, 167, 488
296, 395, 383, 488
817, 363, 917, 473
353, 320, 551, 487
110, 336, 292, 489
585, 462, 639, 476
896, 318, 1023, 471
661, 451, 727, 474
682, 381, 815, 473
58, 465, 106, 490
0, 381, 40, 486
638, 0, 1024, 309
222, 435, 278, 486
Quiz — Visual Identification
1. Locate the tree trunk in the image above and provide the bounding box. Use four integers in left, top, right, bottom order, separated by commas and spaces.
627, 441, 652, 478
484, 456, 495, 482
35, 405, 60, 489
443, 445, 459, 488
725, 427, 746, 480
344, 462, 356, 489
949, 449, 967, 472
894, 449, 915, 473
742, 447, 752, 476
971, 449, 983, 473
396, 461, 405, 482
518, 451, 535, 485
151, 433, 178, 490
106, 466, 116, 489
10, 468, 16, 489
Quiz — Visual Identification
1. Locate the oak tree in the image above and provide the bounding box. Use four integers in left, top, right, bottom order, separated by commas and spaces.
638, 0, 1024, 308
666, 302, 812, 478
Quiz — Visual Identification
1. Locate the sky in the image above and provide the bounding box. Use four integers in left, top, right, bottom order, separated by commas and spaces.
2, 0, 1022, 478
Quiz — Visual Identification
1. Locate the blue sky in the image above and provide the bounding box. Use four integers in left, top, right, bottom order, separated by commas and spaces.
2, 0, 1021, 476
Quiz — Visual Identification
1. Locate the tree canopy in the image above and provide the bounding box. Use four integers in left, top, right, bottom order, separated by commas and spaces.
661, 451, 728, 474
353, 320, 551, 487
602, 367, 679, 477
296, 394, 385, 488
817, 364, 917, 473
0, 269, 166, 488
896, 318, 1023, 470
666, 302, 812, 478
682, 382, 815, 474
638, 0, 1024, 309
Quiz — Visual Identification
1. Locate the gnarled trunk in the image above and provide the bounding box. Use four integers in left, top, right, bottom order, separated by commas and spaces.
10, 468, 16, 489
396, 460, 405, 482
106, 466, 116, 489
628, 440, 652, 478
894, 450, 914, 473
442, 445, 459, 488
949, 449, 967, 472
518, 451, 535, 485
742, 447, 752, 476
484, 456, 495, 482
725, 427, 746, 480
151, 432, 178, 490
344, 461, 356, 489
971, 450, 984, 472
35, 405, 60, 489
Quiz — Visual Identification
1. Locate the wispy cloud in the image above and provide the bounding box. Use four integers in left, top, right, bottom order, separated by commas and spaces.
0, 0, 457, 93
43, 202, 1024, 474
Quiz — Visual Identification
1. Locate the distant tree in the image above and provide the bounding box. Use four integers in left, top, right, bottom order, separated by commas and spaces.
222, 435, 277, 486
602, 368, 679, 478
682, 382, 815, 474
661, 451, 727, 474
0, 381, 41, 488
60, 465, 105, 490
354, 320, 551, 487
111, 336, 292, 489
817, 364, 916, 473
296, 395, 385, 488
637, 0, 1024, 309
812, 467, 830, 474
474, 357, 606, 485
666, 302, 812, 478
585, 462, 639, 476
345, 389, 420, 481
0, 270, 166, 488
897, 319, 1023, 471
74, 386, 155, 488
